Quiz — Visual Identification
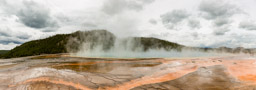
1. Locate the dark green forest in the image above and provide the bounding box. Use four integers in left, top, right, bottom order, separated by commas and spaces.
0, 34, 70, 58
0, 50, 9, 55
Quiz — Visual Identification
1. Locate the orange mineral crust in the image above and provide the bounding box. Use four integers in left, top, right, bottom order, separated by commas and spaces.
1, 55, 256, 90
226, 60, 256, 83
104, 65, 198, 90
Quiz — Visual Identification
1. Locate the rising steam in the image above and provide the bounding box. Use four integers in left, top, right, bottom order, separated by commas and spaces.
66, 30, 249, 58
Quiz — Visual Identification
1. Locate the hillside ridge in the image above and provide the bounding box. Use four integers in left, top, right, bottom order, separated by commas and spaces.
0, 30, 185, 58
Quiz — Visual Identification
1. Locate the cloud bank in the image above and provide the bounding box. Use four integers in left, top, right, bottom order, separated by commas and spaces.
1, 0, 256, 50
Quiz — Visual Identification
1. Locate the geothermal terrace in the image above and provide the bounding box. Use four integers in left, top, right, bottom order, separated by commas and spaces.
0, 54, 256, 90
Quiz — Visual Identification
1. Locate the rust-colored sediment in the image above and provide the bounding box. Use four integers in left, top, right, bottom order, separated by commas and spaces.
7, 57, 256, 90
227, 60, 256, 83
9, 65, 198, 90
107, 59, 256, 90
239, 75, 256, 82
103, 65, 198, 90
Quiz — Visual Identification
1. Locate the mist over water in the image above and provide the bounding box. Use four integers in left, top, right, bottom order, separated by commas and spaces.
74, 39, 230, 58
74, 49, 232, 58
67, 30, 234, 58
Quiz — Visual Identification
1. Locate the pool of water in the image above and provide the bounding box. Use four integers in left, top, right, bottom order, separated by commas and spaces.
51, 61, 162, 73
74, 49, 235, 58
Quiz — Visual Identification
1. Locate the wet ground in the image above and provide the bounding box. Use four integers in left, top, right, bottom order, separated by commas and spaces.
1, 54, 256, 90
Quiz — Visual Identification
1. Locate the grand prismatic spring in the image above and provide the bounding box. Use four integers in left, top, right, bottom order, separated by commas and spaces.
2, 0, 256, 90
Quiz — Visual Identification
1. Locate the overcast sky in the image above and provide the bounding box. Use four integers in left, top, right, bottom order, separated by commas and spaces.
1, 0, 256, 50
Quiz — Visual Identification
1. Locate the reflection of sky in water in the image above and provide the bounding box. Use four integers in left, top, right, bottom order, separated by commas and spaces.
52, 62, 162, 73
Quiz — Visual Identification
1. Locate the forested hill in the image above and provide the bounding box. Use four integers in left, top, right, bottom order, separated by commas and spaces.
0, 34, 70, 58
0, 30, 184, 58
0, 50, 9, 55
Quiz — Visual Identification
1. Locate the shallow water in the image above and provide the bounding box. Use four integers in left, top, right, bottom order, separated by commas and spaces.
51, 61, 162, 73
74, 49, 235, 58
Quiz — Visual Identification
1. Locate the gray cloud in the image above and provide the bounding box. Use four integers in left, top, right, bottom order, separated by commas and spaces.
213, 26, 230, 36
17, 1, 58, 30
0, 36, 25, 45
149, 19, 157, 25
191, 32, 198, 38
102, 0, 155, 15
161, 10, 190, 24
0, 30, 10, 37
139, 0, 155, 4
0, 0, 58, 32
212, 19, 231, 35
188, 19, 201, 29
239, 21, 256, 30
83, 22, 98, 28
198, 0, 241, 35
18, 32, 31, 40
0, 40, 23, 45
161, 10, 190, 29
0, 28, 31, 45
207, 33, 256, 48
199, 0, 240, 19
213, 18, 231, 27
